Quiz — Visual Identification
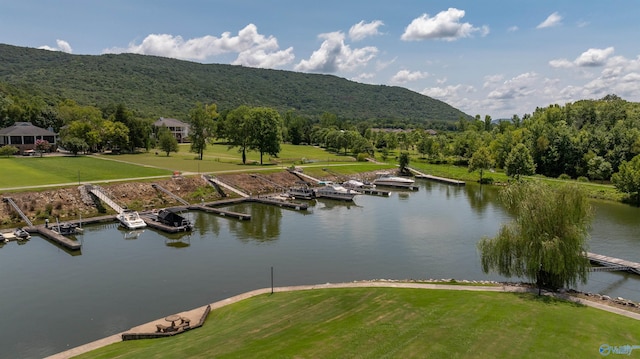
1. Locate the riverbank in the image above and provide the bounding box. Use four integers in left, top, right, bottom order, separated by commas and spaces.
50, 280, 640, 359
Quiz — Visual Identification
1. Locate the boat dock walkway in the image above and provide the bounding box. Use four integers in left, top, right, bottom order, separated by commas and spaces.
358, 188, 391, 196
188, 205, 251, 220
287, 169, 321, 185
407, 167, 465, 186
152, 183, 189, 206
203, 175, 250, 198
87, 185, 125, 213
3, 197, 34, 227
26, 226, 81, 250
587, 252, 640, 275
249, 197, 309, 210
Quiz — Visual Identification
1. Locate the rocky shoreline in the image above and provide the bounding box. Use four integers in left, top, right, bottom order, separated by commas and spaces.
0, 170, 378, 228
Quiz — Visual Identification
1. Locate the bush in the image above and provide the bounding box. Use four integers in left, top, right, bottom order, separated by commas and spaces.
479, 177, 494, 185
356, 153, 368, 162
558, 174, 571, 180
577, 176, 589, 183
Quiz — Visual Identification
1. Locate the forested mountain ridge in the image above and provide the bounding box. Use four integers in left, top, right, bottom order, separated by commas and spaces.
0, 43, 471, 123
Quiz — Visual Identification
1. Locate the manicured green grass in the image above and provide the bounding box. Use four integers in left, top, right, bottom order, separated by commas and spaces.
114, 143, 354, 173
0, 156, 171, 188
75, 288, 638, 359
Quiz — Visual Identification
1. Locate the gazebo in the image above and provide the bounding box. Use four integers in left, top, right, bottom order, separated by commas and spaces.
0, 122, 58, 154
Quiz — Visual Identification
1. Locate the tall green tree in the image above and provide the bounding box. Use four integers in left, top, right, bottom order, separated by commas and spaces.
504, 143, 536, 179
189, 102, 218, 160
611, 154, 640, 206
468, 146, 494, 183
157, 125, 179, 156
225, 105, 253, 164
478, 181, 593, 294
249, 107, 282, 165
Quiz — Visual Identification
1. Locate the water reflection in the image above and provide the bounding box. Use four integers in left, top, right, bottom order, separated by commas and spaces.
227, 203, 282, 242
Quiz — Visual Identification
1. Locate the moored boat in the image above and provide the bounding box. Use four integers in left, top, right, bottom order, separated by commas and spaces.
117, 210, 147, 230
315, 183, 359, 201
288, 185, 316, 200
13, 227, 30, 240
154, 208, 193, 231
372, 172, 416, 188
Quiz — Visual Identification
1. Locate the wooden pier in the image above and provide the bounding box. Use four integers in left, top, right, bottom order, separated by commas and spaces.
359, 188, 391, 196
188, 205, 251, 220
587, 252, 640, 275
248, 197, 309, 211
26, 226, 82, 250
407, 167, 465, 186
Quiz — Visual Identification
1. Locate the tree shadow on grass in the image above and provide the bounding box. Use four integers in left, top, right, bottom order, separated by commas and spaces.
513, 292, 586, 308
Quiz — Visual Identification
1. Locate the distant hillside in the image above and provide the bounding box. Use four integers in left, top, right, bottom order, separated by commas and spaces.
0, 43, 471, 123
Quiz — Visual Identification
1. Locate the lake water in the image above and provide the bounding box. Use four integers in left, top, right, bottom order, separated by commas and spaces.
1, 181, 639, 359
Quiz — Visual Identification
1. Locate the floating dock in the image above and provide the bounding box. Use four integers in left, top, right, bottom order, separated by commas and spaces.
407, 167, 465, 186
358, 188, 391, 196
188, 205, 251, 220
587, 252, 640, 275
26, 226, 81, 250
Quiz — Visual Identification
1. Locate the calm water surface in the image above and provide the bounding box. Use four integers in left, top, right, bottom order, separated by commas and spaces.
0, 181, 638, 359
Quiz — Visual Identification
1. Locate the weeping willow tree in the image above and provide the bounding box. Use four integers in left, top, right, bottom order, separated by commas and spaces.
478, 181, 593, 294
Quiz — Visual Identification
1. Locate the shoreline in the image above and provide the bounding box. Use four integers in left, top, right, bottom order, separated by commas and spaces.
44, 280, 640, 359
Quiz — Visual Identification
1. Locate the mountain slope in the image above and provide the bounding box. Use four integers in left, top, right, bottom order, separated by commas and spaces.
0, 43, 471, 122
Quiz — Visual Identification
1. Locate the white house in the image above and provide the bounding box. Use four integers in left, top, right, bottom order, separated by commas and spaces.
153, 117, 190, 143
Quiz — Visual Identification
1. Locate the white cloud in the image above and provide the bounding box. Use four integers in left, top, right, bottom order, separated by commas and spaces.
537, 12, 562, 29
38, 39, 73, 53
401, 8, 488, 41
575, 47, 615, 67
507, 26, 519, 32
349, 20, 384, 41
294, 31, 378, 73
550, 47, 615, 68
103, 24, 294, 68
390, 69, 429, 84
487, 72, 538, 100
351, 72, 375, 83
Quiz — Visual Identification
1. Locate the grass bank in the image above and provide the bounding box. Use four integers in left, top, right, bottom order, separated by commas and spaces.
75, 287, 638, 359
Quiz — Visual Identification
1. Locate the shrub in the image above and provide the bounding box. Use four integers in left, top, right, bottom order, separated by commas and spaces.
558, 174, 571, 180
479, 177, 494, 185
356, 153, 368, 162
577, 176, 589, 183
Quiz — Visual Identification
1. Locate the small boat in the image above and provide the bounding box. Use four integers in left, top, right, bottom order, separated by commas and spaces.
288, 185, 316, 200
154, 208, 193, 231
51, 222, 81, 235
13, 227, 31, 240
372, 172, 416, 188
117, 210, 147, 230
315, 183, 359, 201
342, 179, 374, 190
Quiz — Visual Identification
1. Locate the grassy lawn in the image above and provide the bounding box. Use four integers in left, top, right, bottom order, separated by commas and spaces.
0, 156, 171, 188
75, 288, 639, 359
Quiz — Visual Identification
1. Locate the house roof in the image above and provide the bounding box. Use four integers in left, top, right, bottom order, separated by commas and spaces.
154, 117, 189, 127
0, 122, 57, 136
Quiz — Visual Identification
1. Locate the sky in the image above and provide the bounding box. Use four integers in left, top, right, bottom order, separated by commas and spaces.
1, 0, 639, 119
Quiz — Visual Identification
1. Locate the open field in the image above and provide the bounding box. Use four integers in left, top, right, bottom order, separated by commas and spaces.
0, 156, 171, 189
74, 287, 639, 359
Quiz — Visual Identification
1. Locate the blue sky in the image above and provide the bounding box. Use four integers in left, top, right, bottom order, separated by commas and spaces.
1, 1, 639, 119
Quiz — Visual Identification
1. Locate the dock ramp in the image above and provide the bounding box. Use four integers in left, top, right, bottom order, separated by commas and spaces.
287, 168, 321, 184
2, 197, 34, 227
152, 183, 190, 205
87, 185, 125, 213
203, 175, 249, 198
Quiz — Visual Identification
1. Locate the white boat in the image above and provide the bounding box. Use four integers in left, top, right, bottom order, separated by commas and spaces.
315, 183, 359, 201
372, 172, 415, 188
342, 179, 374, 190
13, 228, 31, 240
288, 185, 316, 200
117, 210, 147, 229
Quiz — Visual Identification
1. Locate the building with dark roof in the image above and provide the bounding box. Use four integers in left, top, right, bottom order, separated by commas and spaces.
153, 117, 190, 143
0, 122, 58, 154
